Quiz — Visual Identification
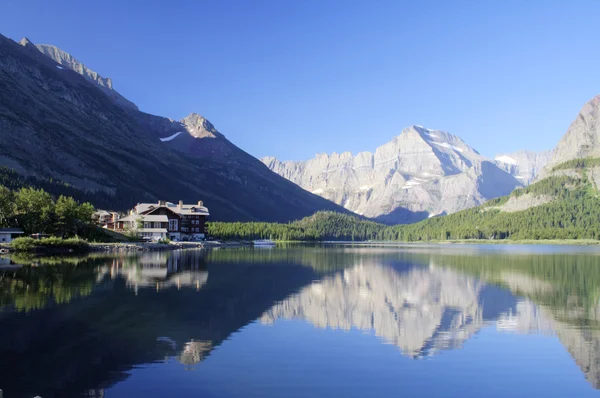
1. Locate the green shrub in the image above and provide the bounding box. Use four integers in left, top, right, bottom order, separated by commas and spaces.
10, 237, 36, 251
10, 236, 89, 252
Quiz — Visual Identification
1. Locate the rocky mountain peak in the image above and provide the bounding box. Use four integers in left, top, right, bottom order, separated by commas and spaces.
262, 125, 521, 223
18, 37, 34, 48
20, 40, 137, 111
181, 113, 222, 139
545, 94, 600, 169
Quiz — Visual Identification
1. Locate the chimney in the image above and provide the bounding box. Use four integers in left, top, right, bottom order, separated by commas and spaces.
198, 200, 203, 207
178, 200, 183, 209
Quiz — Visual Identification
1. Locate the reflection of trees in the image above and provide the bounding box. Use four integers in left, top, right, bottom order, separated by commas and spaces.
3, 247, 600, 395
417, 252, 600, 389
0, 249, 319, 398
0, 255, 105, 312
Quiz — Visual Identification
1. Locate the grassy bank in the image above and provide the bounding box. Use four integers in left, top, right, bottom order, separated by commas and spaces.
10, 237, 90, 253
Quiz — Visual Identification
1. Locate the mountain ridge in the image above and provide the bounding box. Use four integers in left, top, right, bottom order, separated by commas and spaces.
0, 33, 349, 221
262, 125, 522, 224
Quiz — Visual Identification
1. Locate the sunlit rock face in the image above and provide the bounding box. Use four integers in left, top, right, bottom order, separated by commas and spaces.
263, 125, 522, 223
544, 95, 600, 172
261, 263, 515, 357
494, 150, 551, 185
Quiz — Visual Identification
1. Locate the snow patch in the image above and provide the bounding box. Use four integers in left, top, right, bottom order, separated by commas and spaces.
56, 65, 64, 69
160, 132, 184, 142
515, 175, 525, 179
495, 155, 517, 165
402, 180, 422, 189
359, 185, 372, 191
431, 141, 464, 153
312, 188, 324, 194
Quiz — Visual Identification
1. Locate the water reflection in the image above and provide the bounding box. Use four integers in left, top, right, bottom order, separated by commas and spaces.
98, 251, 208, 292
0, 246, 600, 397
260, 262, 517, 358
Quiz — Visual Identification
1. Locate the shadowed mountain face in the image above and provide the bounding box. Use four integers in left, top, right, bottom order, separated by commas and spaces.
0, 34, 348, 221
1, 247, 600, 396
262, 125, 522, 224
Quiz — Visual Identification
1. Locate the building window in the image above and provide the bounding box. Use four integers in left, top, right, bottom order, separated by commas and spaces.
169, 219, 178, 231
144, 222, 150, 228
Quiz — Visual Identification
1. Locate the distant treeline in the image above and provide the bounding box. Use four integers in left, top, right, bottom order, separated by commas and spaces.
208, 212, 385, 241
208, 162, 600, 242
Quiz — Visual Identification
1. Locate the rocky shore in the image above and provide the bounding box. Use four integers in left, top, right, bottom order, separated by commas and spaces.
89, 242, 209, 252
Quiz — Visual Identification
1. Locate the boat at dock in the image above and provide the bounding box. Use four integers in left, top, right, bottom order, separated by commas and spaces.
253, 239, 276, 247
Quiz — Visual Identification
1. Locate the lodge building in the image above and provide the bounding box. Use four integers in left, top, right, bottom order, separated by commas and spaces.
108, 200, 209, 241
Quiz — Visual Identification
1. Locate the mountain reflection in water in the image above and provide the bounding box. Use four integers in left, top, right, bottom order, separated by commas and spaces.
0, 245, 599, 397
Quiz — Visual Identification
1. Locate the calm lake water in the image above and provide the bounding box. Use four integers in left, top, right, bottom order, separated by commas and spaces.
2, 244, 600, 397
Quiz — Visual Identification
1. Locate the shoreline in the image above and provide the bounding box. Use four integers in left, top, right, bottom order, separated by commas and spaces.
321, 239, 600, 246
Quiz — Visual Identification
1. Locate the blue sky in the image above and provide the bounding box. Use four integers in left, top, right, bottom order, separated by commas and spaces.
2, 0, 599, 160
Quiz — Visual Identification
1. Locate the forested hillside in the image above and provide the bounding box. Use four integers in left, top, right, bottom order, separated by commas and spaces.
208, 159, 600, 242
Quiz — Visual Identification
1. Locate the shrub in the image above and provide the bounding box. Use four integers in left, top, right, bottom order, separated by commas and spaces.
10, 236, 89, 252
11, 237, 36, 251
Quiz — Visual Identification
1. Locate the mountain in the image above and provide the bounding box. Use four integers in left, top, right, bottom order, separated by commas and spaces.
28, 39, 138, 111
262, 125, 523, 224
384, 94, 600, 240
0, 34, 348, 221
261, 262, 511, 358
494, 150, 551, 185
541, 94, 600, 175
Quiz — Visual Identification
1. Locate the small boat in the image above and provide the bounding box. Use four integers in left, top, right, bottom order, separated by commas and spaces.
253, 239, 276, 247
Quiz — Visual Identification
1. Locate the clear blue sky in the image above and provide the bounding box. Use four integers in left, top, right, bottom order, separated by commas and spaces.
2, 0, 599, 160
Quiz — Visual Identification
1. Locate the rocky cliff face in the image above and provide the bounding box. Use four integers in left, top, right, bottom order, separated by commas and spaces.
0, 34, 348, 221
494, 150, 551, 185
541, 94, 600, 175
21, 39, 139, 111
263, 125, 522, 223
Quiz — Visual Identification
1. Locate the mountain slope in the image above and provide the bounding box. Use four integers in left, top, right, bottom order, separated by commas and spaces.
541, 94, 600, 176
0, 34, 348, 221
494, 150, 551, 185
263, 125, 522, 224
388, 161, 600, 241
29, 39, 138, 111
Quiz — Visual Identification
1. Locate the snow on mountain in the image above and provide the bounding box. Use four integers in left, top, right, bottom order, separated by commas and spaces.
160, 132, 184, 142
263, 125, 522, 224
495, 155, 518, 165
494, 151, 551, 185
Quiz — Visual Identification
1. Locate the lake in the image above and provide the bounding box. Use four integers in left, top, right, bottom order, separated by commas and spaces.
1, 244, 600, 397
